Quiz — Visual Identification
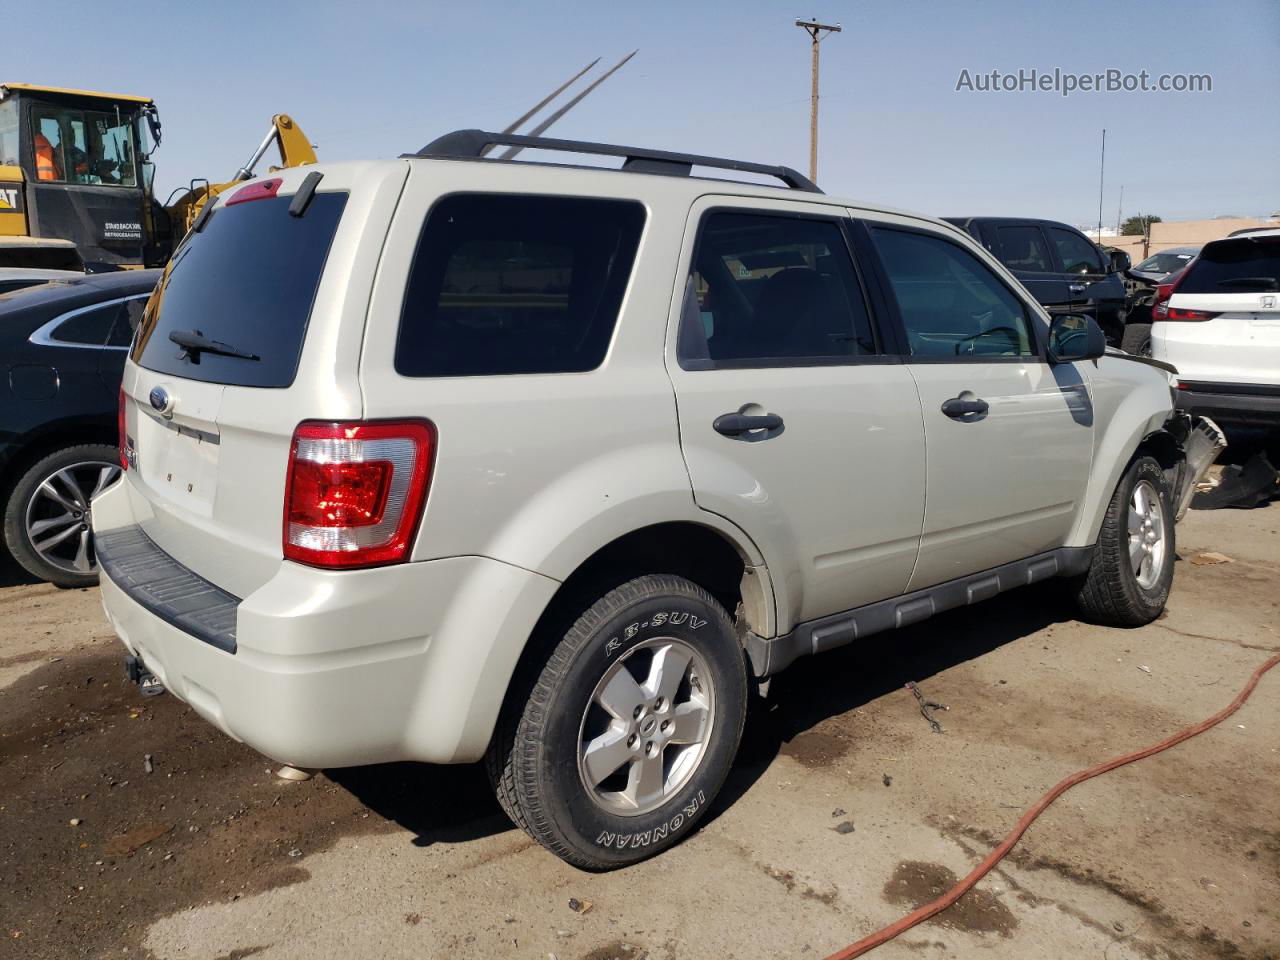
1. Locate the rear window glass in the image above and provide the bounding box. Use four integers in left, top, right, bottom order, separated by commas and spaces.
395, 194, 645, 377
1180, 239, 1280, 294
132, 192, 347, 387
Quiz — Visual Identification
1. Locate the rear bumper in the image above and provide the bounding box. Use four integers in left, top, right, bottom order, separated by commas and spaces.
1174, 381, 1280, 428
94, 482, 559, 768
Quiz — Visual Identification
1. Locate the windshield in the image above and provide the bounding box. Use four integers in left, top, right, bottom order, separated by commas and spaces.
1135, 251, 1196, 274
1179, 238, 1280, 294
132, 191, 347, 387
29, 104, 138, 187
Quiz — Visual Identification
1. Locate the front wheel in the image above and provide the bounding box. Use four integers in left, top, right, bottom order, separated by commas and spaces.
1074, 455, 1174, 626
487, 574, 748, 869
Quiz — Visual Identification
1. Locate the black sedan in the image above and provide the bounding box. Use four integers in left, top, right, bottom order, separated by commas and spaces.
1, 270, 160, 586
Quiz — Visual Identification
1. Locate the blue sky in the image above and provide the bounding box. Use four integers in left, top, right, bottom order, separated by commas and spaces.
8, 0, 1277, 226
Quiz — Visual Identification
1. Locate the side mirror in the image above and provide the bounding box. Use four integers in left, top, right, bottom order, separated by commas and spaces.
1107, 249, 1131, 273
1047, 313, 1106, 363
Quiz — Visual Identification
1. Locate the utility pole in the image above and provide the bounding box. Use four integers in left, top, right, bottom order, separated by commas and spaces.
795, 18, 841, 184
1097, 128, 1106, 241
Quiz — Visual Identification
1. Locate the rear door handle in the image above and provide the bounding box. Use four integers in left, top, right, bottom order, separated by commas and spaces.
1069, 283, 1088, 295
940, 396, 989, 418
713, 411, 784, 438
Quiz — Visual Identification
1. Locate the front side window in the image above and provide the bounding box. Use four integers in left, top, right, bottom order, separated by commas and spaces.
30, 106, 137, 187
680, 211, 877, 365
396, 194, 645, 377
996, 225, 1053, 273
1050, 228, 1104, 275
871, 227, 1035, 358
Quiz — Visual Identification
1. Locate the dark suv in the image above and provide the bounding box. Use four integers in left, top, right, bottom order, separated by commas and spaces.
1, 270, 159, 585
945, 217, 1129, 342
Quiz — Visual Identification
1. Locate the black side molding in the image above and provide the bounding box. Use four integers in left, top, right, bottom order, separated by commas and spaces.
96, 526, 240, 654
745, 546, 1095, 677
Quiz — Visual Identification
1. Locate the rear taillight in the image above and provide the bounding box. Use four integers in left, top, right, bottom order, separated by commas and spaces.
1164, 306, 1221, 322
283, 420, 435, 569
117, 389, 129, 470
1151, 269, 1182, 322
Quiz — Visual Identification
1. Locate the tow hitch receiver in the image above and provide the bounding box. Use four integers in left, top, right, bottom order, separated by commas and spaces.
123, 654, 166, 697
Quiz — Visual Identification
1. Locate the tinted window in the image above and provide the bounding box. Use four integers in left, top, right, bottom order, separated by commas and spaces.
107, 297, 145, 347
1050, 228, 1103, 274
1179, 239, 1280, 294
996, 225, 1053, 272
872, 227, 1035, 358
133, 192, 347, 387
51, 302, 119, 345
680, 212, 877, 365
396, 194, 644, 377
1135, 251, 1196, 274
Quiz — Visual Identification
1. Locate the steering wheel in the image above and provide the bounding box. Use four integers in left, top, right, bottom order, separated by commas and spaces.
954, 325, 1022, 356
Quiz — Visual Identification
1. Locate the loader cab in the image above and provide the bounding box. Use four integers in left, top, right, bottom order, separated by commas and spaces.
0, 84, 163, 270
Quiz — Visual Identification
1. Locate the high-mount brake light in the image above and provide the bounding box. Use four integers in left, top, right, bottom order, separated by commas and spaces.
226, 178, 284, 206
283, 420, 435, 569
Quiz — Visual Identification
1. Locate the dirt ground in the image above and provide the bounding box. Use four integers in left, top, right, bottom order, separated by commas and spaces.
1, 506, 1277, 960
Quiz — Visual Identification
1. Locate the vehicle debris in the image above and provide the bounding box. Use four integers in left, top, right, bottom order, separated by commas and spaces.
1193, 453, 1279, 510
906, 681, 948, 733
1190, 552, 1235, 565
568, 897, 594, 915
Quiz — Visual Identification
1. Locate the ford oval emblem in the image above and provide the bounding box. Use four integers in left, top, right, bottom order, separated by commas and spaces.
149, 386, 174, 418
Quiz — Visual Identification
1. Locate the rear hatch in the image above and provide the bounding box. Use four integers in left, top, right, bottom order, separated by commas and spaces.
119, 162, 407, 597
1161, 234, 1280, 385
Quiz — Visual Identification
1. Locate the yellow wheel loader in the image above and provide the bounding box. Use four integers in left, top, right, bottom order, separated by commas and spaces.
0, 83, 314, 270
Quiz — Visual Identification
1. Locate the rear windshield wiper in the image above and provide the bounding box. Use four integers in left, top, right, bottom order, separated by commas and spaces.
169, 329, 260, 362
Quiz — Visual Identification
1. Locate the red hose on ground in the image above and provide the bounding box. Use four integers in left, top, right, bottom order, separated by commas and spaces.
823, 652, 1280, 960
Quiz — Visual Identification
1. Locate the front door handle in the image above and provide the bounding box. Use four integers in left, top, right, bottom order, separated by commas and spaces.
713, 411, 784, 438
1069, 282, 1088, 295
940, 396, 989, 418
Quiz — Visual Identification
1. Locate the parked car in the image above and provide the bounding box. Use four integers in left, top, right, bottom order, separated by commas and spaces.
0, 266, 85, 295
944, 217, 1130, 342
1, 269, 159, 585
95, 133, 1214, 869
1145, 229, 1280, 430
1130, 246, 1201, 283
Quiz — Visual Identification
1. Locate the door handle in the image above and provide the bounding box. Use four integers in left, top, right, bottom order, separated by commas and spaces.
940, 396, 989, 418
713, 411, 784, 438
1069, 283, 1088, 295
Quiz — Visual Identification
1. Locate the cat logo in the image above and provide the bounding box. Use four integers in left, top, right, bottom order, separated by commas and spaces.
0, 186, 22, 212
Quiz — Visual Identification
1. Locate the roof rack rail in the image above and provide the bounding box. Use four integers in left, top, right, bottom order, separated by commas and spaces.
410, 129, 822, 194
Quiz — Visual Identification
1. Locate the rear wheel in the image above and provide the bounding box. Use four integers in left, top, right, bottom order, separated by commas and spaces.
487, 574, 747, 869
2, 444, 120, 588
1075, 455, 1174, 625
1121, 322, 1153, 357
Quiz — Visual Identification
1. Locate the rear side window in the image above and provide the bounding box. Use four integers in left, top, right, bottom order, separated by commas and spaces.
995, 225, 1053, 273
132, 192, 347, 387
50, 302, 119, 345
395, 194, 645, 377
680, 211, 878, 365
1179, 238, 1280, 294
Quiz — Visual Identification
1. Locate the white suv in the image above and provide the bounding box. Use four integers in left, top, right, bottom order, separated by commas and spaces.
94, 131, 1215, 868
1148, 229, 1280, 431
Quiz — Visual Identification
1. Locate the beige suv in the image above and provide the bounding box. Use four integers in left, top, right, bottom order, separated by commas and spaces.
93, 131, 1218, 868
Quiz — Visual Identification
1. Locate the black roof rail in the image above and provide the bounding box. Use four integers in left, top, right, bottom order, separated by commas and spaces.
409, 129, 822, 194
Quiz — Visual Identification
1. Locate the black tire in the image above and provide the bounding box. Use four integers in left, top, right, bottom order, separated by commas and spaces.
1121, 322, 1153, 357
2, 443, 120, 588
487, 574, 748, 869
1075, 456, 1174, 626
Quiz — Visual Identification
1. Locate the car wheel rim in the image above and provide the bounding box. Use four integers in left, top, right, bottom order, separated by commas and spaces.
577, 637, 716, 818
24, 460, 120, 575
1127, 479, 1166, 590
